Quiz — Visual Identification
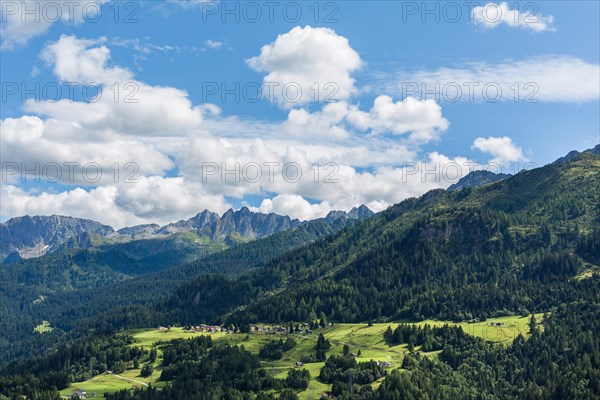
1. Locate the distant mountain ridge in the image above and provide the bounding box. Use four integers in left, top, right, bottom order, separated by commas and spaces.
322, 205, 374, 222
0, 215, 115, 260
448, 170, 512, 191
3, 145, 598, 263
117, 224, 161, 239
0, 206, 373, 263
155, 208, 302, 240
552, 143, 600, 164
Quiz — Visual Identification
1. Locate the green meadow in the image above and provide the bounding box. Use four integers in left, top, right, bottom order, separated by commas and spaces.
33, 320, 53, 334
60, 314, 542, 399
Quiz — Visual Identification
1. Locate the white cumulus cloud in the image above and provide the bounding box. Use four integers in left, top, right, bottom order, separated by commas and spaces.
472, 136, 527, 165
283, 102, 351, 140
281, 96, 449, 143
252, 194, 332, 221
347, 96, 449, 142
247, 25, 362, 108
1, 0, 109, 50
30, 35, 206, 137
0, 179, 230, 229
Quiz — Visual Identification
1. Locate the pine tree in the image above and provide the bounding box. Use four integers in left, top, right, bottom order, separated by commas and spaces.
140, 364, 153, 377
343, 344, 350, 356
529, 314, 537, 334
384, 326, 393, 343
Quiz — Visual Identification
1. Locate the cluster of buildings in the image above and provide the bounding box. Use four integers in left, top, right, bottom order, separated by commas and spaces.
185, 324, 221, 333
376, 361, 392, 368
249, 324, 288, 333
248, 323, 313, 335
71, 388, 95, 399
161, 323, 320, 335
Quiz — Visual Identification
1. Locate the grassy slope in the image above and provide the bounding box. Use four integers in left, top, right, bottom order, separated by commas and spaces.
60, 313, 542, 399
33, 321, 53, 333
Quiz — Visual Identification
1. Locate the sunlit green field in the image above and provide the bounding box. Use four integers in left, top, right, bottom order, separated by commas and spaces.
60, 314, 543, 399
33, 320, 53, 333
59, 372, 167, 398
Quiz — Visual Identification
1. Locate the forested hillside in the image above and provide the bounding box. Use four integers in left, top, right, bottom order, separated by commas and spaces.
63, 152, 600, 334
149, 152, 599, 327
0, 216, 360, 366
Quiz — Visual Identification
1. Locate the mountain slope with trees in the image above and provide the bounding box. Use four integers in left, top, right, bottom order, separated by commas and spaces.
146, 151, 600, 327
0, 215, 366, 366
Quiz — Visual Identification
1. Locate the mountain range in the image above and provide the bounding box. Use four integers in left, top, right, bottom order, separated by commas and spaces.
0, 206, 373, 264
4, 144, 598, 268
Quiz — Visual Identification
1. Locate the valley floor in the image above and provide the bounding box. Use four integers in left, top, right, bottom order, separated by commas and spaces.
59, 314, 541, 399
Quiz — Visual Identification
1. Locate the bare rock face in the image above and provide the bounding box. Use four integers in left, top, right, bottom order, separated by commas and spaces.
158, 207, 301, 240
0, 215, 115, 261
323, 205, 374, 223
0, 205, 376, 264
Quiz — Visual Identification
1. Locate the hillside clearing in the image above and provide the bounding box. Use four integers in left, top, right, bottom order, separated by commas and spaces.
59, 314, 542, 399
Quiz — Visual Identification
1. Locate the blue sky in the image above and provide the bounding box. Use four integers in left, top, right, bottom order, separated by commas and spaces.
1, 1, 599, 227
